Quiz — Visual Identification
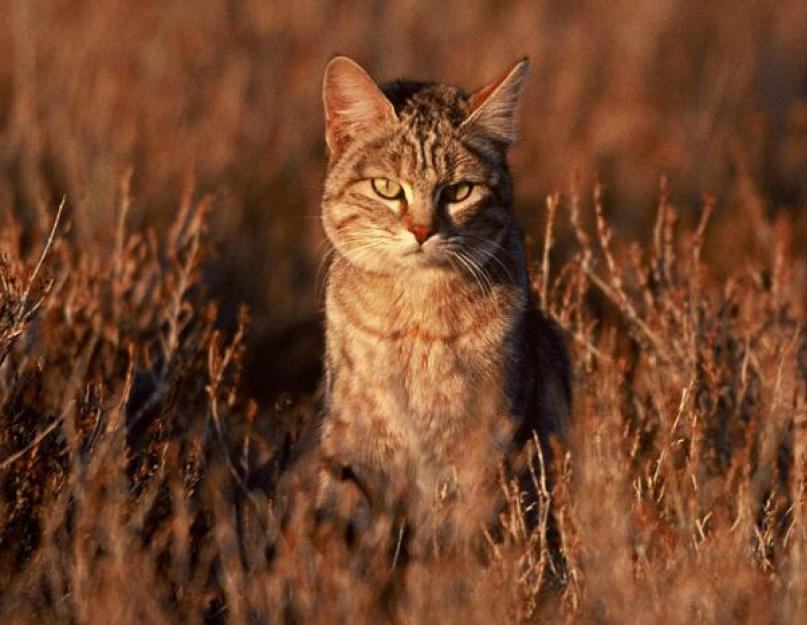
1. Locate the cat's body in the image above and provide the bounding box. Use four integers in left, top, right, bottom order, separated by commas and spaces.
315, 58, 570, 551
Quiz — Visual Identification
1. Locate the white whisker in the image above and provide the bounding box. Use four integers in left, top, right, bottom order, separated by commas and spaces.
453, 233, 517, 284
470, 245, 515, 285
449, 249, 493, 296
328, 239, 390, 279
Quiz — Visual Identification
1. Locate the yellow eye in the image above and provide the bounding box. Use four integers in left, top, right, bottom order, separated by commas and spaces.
442, 182, 473, 203
371, 177, 403, 200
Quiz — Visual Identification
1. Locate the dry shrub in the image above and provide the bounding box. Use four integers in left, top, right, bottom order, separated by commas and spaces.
539, 183, 807, 625
1, 1, 806, 400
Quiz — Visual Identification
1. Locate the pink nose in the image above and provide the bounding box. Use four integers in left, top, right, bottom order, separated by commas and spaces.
408, 224, 433, 245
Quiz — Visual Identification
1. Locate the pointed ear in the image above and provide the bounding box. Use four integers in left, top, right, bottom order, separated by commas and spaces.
461, 58, 530, 146
322, 56, 397, 155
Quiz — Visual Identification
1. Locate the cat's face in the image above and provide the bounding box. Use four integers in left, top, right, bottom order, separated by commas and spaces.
321, 57, 528, 277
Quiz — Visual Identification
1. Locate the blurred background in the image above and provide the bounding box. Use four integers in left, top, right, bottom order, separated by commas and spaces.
1, 0, 806, 402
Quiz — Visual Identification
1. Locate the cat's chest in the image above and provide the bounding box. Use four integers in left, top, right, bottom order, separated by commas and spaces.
326, 275, 521, 424
376, 331, 500, 419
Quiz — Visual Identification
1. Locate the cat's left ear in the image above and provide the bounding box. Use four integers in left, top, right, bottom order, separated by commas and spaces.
461, 58, 530, 147
322, 56, 397, 155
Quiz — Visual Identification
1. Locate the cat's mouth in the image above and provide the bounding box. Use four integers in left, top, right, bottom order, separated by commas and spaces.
400, 240, 452, 268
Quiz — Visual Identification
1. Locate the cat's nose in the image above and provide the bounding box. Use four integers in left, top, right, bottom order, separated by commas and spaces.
408, 224, 433, 245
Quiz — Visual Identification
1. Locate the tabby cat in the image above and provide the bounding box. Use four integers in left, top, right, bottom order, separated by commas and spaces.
316, 56, 570, 553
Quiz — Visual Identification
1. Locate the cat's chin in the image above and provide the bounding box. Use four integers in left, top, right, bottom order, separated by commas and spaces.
398, 248, 453, 271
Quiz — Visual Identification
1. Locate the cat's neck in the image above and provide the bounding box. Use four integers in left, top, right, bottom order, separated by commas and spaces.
329, 256, 508, 304
327, 254, 526, 342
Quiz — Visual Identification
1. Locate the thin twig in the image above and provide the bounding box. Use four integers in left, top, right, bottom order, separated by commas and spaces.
18, 196, 65, 317
0, 419, 61, 470
540, 193, 559, 311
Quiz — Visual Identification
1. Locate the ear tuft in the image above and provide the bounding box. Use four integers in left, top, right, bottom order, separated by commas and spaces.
461, 58, 530, 147
322, 56, 396, 155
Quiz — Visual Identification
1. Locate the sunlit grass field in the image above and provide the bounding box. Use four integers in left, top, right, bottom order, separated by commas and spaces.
1, 1, 807, 623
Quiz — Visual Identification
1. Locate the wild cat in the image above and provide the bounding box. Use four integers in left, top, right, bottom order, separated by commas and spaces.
316, 56, 570, 553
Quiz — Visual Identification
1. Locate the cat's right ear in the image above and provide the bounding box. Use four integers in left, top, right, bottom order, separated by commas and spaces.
322, 56, 397, 155
461, 58, 530, 147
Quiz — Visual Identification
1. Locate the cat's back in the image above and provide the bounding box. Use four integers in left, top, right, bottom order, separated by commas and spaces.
513, 301, 572, 452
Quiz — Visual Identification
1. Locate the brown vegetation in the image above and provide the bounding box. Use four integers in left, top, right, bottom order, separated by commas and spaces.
1, 1, 807, 623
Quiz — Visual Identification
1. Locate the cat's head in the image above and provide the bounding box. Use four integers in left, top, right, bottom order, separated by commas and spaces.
321, 56, 529, 277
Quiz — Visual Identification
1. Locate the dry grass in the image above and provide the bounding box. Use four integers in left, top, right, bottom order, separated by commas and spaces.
2, 1, 807, 623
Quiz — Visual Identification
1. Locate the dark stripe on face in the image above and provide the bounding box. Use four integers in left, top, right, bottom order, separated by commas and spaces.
458, 138, 505, 173
417, 131, 428, 170
403, 136, 419, 175
334, 213, 361, 230
429, 134, 442, 174
443, 149, 456, 173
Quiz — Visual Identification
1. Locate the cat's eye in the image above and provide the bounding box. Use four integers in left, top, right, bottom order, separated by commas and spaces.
371, 177, 403, 200
441, 182, 473, 203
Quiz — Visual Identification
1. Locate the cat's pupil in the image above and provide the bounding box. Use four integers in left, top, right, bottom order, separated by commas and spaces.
372, 177, 402, 200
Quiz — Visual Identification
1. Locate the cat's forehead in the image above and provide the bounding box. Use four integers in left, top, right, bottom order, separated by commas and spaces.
381, 81, 469, 128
